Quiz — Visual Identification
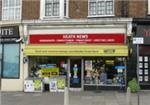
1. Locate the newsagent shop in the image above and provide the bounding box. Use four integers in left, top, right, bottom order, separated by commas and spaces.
0, 25, 23, 91
23, 19, 132, 92
132, 18, 150, 89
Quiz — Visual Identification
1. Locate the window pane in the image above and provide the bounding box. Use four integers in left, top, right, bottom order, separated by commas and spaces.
3, 44, 20, 78
89, 2, 97, 15
88, 0, 114, 16
53, 1, 59, 16
2, 0, 21, 20
106, 1, 113, 15
97, 1, 105, 15
45, 0, 60, 17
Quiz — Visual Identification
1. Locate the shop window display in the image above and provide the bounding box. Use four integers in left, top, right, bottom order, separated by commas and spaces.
26, 56, 67, 92
84, 57, 126, 87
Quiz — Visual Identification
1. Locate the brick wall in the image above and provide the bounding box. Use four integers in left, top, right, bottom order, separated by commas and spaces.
22, 0, 40, 20
115, 0, 122, 17
69, 0, 88, 19
128, 0, 147, 18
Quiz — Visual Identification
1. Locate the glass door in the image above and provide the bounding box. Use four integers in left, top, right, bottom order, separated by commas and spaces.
69, 58, 82, 90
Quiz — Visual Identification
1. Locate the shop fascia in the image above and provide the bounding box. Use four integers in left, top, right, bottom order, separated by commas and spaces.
0, 26, 20, 43
0, 26, 19, 37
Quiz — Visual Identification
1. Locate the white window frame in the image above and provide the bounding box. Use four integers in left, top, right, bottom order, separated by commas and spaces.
88, 0, 114, 17
2, 0, 22, 21
40, 0, 69, 19
148, 0, 150, 14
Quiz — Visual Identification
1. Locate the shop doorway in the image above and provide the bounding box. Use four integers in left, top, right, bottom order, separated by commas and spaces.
69, 58, 83, 91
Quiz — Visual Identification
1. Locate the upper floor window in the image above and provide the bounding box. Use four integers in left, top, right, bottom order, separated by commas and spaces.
88, 0, 114, 17
40, 0, 68, 19
2, 0, 22, 20
148, 0, 150, 14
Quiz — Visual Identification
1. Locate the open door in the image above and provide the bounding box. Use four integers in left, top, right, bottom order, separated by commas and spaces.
69, 58, 82, 91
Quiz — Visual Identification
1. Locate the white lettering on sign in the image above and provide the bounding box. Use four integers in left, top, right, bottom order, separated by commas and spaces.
0, 28, 14, 36
63, 34, 88, 39
144, 29, 150, 37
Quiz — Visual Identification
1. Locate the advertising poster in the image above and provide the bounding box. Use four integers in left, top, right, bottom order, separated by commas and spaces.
85, 60, 93, 71
139, 63, 143, 68
139, 56, 143, 62
139, 76, 143, 82
144, 76, 149, 82
34, 79, 43, 92
139, 69, 143, 75
144, 63, 148, 68
49, 78, 57, 92
144, 56, 148, 62
24, 80, 34, 92
144, 69, 148, 75
57, 78, 65, 92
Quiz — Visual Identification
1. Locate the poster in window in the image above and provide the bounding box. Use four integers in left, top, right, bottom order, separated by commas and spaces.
144, 69, 148, 75
139, 69, 143, 75
139, 76, 143, 82
144, 63, 148, 68
85, 60, 93, 71
144, 56, 148, 62
144, 76, 149, 82
49, 78, 57, 92
139, 63, 143, 68
57, 78, 65, 92
139, 56, 143, 62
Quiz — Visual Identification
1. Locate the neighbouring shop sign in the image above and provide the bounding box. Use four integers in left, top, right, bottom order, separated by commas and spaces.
0, 26, 20, 43
137, 25, 150, 45
29, 34, 125, 44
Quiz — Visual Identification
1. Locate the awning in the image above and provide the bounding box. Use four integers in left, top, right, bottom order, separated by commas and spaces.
24, 45, 128, 56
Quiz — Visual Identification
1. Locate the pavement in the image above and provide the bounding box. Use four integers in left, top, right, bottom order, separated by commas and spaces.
1, 90, 150, 105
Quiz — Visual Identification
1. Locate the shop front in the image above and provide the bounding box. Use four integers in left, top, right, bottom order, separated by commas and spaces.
24, 30, 129, 91
0, 26, 22, 91
133, 20, 150, 89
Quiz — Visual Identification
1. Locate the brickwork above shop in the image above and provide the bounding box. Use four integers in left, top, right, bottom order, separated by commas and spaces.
22, 0, 40, 20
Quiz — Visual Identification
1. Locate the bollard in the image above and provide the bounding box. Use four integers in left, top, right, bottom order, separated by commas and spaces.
64, 87, 69, 105
126, 87, 131, 105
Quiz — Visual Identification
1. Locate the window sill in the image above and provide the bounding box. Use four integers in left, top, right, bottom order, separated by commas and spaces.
40, 16, 69, 20
87, 15, 115, 18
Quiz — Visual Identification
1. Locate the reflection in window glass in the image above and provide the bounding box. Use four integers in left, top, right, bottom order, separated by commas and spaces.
3, 44, 20, 78
0, 44, 2, 77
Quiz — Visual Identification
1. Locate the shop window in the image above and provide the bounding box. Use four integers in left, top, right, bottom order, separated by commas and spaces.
2, 44, 20, 78
84, 57, 126, 87
40, 0, 68, 19
88, 0, 114, 17
0, 44, 2, 77
148, 0, 150, 14
2, 0, 22, 20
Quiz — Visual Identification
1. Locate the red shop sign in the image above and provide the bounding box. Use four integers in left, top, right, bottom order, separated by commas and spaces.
29, 34, 125, 44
